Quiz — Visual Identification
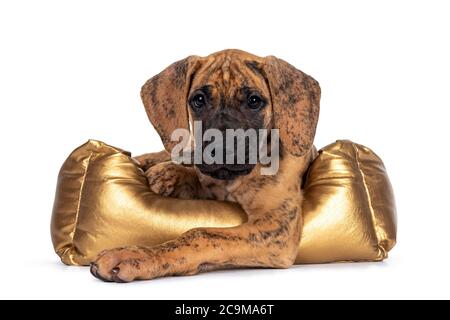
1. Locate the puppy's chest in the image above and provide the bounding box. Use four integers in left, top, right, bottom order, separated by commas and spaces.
202, 183, 238, 202
199, 174, 273, 204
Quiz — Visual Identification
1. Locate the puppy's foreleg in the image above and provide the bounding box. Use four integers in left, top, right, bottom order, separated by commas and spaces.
90, 195, 302, 282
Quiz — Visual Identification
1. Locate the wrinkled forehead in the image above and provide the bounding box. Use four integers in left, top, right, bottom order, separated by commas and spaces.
190, 55, 269, 97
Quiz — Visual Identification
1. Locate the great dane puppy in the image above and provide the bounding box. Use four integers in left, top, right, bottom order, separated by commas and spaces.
90, 49, 320, 282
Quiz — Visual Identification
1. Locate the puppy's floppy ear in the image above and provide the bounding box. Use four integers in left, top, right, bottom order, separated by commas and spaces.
141, 56, 200, 152
262, 56, 320, 157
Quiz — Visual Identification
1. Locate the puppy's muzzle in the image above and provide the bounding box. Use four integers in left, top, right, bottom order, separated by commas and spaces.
196, 163, 255, 180
195, 137, 256, 180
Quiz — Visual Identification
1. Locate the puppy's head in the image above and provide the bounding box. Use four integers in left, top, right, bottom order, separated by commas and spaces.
141, 49, 320, 180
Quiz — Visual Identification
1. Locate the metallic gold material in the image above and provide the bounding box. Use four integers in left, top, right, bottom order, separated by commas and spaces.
51, 140, 396, 266
298, 140, 397, 263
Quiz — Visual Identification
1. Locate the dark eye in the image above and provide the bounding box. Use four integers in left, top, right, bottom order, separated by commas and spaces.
247, 94, 264, 109
191, 93, 206, 109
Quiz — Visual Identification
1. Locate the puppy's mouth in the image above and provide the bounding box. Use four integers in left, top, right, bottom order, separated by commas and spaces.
195, 164, 255, 180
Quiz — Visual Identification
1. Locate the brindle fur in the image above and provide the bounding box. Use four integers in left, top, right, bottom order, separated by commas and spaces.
90, 49, 320, 282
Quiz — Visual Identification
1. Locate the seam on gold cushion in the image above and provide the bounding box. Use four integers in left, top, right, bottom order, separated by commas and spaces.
69, 150, 94, 261
352, 143, 386, 260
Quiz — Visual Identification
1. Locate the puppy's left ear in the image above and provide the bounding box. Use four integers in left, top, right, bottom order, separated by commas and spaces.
262, 56, 321, 157
141, 56, 200, 152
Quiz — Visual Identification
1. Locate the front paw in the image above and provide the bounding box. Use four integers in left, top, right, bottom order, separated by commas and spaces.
90, 247, 156, 283
145, 162, 200, 199
133, 151, 171, 171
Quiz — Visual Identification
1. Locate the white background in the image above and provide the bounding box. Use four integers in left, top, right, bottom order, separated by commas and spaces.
1, 0, 449, 300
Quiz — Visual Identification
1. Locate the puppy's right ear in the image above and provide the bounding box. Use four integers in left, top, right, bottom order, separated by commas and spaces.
141, 56, 200, 152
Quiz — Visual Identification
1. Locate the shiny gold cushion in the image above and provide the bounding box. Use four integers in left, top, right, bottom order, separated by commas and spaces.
51, 140, 397, 266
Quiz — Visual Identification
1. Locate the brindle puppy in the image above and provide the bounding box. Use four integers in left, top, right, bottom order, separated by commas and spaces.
90, 49, 320, 282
